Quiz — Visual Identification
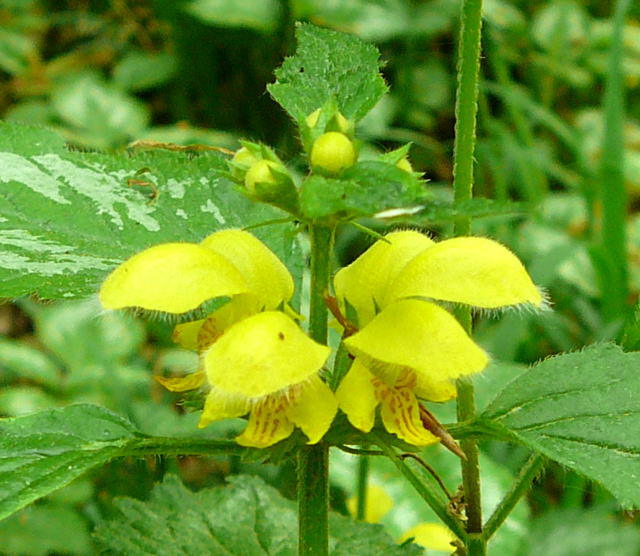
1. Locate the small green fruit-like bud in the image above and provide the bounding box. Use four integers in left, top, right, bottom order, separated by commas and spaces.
396, 157, 413, 173
245, 159, 280, 194
310, 132, 356, 174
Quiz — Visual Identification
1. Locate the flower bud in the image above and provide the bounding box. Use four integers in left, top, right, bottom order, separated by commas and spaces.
310, 132, 356, 175
230, 146, 261, 180
244, 159, 280, 195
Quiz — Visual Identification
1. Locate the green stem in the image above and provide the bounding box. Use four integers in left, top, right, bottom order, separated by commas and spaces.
376, 436, 468, 542
355, 453, 370, 521
483, 454, 545, 541
598, 0, 631, 323
298, 224, 333, 556
452, 0, 485, 553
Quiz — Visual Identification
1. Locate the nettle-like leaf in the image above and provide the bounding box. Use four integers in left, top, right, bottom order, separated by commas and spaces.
0, 404, 243, 520
268, 23, 388, 123
481, 343, 640, 508
0, 122, 300, 300
300, 162, 427, 220
95, 473, 420, 555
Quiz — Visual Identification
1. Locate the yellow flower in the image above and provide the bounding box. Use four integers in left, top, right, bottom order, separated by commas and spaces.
100, 229, 338, 448
399, 522, 457, 553
335, 231, 542, 446
346, 484, 393, 523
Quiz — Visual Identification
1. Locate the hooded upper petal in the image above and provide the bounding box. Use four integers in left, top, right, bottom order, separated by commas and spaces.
334, 231, 434, 325
343, 299, 488, 386
100, 243, 248, 314
201, 229, 294, 310
388, 237, 542, 309
204, 311, 330, 397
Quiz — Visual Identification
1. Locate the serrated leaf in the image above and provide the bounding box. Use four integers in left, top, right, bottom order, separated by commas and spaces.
0, 404, 137, 520
268, 23, 388, 123
300, 162, 426, 220
0, 404, 246, 520
0, 122, 300, 300
481, 343, 640, 508
95, 473, 419, 555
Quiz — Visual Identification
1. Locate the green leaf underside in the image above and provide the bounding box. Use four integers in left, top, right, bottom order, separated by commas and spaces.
0, 404, 243, 521
300, 161, 427, 220
95, 474, 420, 555
0, 122, 300, 300
482, 343, 640, 508
268, 23, 388, 123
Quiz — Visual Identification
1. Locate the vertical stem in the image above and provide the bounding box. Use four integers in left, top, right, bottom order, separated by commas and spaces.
355, 454, 370, 521
452, 0, 485, 554
598, 0, 631, 323
298, 224, 332, 556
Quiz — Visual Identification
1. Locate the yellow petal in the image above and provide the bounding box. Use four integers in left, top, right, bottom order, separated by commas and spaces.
172, 294, 261, 352
235, 394, 295, 448
335, 359, 379, 433
343, 299, 488, 386
334, 230, 434, 325
399, 523, 457, 552
155, 371, 206, 392
346, 484, 393, 523
201, 229, 294, 310
204, 311, 330, 397
389, 237, 542, 309
286, 375, 338, 444
413, 376, 457, 403
198, 387, 250, 428
377, 383, 439, 446
100, 243, 248, 314
172, 318, 205, 350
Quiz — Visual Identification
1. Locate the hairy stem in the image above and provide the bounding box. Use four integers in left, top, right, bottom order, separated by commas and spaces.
298, 224, 333, 555
452, 0, 485, 553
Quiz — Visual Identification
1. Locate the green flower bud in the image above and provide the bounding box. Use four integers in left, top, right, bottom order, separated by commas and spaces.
305, 109, 322, 129
310, 132, 356, 175
244, 159, 280, 195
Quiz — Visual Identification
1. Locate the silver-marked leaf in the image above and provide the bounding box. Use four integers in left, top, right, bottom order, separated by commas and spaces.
482, 343, 640, 508
0, 122, 300, 300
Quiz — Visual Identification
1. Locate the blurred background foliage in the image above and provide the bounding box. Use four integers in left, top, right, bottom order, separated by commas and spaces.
2, 0, 640, 554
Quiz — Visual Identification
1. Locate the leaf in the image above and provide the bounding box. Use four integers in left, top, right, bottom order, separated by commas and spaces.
0, 122, 300, 300
268, 23, 388, 123
0, 404, 137, 520
299, 162, 427, 220
187, 0, 282, 32
0, 504, 93, 555
112, 52, 178, 92
522, 507, 640, 556
481, 343, 640, 508
0, 404, 246, 521
0, 336, 60, 386
95, 473, 419, 555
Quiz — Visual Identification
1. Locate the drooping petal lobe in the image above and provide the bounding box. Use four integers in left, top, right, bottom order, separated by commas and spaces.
204, 311, 330, 397
201, 229, 294, 310
155, 371, 206, 392
286, 375, 338, 444
388, 237, 543, 309
344, 299, 488, 386
235, 394, 295, 448
100, 243, 248, 314
378, 384, 439, 446
335, 359, 379, 433
199, 387, 250, 428
399, 523, 457, 552
334, 230, 434, 325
